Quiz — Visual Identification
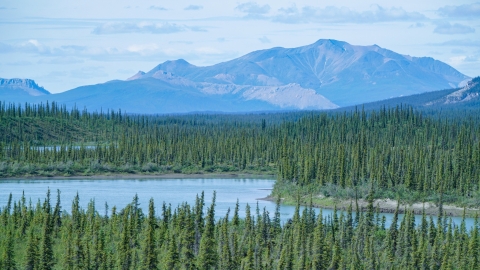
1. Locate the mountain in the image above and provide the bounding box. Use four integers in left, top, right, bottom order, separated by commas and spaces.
135, 39, 469, 107
1, 39, 471, 114
0, 78, 50, 102
342, 76, 480, 112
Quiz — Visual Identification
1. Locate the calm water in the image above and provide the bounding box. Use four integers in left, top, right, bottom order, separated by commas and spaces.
0, 178, 475, 229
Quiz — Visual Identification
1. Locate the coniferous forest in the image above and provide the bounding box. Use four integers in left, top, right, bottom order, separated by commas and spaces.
1, 100, 480, 268
1, 101, 480, 206
0, 189, 479, 269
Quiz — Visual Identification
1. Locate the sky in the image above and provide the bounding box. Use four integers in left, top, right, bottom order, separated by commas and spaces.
0, 0, 479, 93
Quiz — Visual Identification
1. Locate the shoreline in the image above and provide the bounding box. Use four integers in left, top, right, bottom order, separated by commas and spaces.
3, 173, 478, 218
0, 172, 276, 181
259, 195, 480, 218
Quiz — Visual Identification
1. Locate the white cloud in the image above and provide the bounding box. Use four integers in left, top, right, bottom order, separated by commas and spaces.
451, 49, 465, 54
92, 22, 186, 35
271, 4, 426, 24
0, 40, 163, 61
258, 36, 271, 43
448, 55, 467, 66
236, 2, 271, 18
408, 22, 425, 28
195, 47, 224, 55
7, 60, 32, 66
149, 6, 167, 11
430, 39, 480, 47
127, 43, 160, 55
438, 3, 480, 18
70, 67, 108, 79
184, 5, 203, 11
433, 22, 475, 35
38, 57, 84, 64
0, 42, 14, 53
169, 41, 194, 45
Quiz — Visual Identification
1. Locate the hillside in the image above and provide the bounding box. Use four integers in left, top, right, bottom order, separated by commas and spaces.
344, 76, 480, 113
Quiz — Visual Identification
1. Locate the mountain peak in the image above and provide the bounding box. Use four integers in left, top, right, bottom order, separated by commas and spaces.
0, 78, 50, 96
126, 71, 146, 81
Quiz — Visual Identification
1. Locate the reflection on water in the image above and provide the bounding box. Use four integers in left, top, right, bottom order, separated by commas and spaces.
0, 178, 475, 229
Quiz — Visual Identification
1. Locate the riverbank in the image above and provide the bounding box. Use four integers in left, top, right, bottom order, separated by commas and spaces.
0, 172, 276, 180
260, 194, 480, 218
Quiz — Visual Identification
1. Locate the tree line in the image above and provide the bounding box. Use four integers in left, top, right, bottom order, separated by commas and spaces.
0, 190, 478, 269
1, 101, 480, 206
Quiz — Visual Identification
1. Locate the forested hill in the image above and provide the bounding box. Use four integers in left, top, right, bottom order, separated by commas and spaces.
1, 101, 480, 207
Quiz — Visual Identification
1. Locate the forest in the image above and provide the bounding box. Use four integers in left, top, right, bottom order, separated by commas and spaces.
1, 98, 480, 268
1, 100, 480, 208
0, 189, 478, 269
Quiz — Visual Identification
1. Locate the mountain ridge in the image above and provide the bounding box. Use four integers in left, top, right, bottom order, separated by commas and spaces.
0, 39, 472, 114
132, 39, 469, 106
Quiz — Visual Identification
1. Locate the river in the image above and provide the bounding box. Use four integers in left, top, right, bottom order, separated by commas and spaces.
0, 178, 475, 230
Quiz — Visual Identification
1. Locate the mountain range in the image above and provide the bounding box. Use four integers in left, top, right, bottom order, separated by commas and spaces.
0, 39, 472, 114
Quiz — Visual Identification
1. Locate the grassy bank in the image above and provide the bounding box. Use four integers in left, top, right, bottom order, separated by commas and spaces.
271, 181, 480, 217
0, 161, 276, 179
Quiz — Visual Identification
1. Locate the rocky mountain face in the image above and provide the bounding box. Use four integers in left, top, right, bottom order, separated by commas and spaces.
340, 77, 480, 112
0, 39, 471, 114
425, 77, 479, 106
0, 78, 50, 98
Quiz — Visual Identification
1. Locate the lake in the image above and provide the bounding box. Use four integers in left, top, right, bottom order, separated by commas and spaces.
0, 177, 475, 229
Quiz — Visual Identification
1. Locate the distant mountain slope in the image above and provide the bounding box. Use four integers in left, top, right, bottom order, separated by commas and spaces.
0, 78, 50, 102
33, 78, 291, 114
342, 77, 480, 111
1, 39, 471, 114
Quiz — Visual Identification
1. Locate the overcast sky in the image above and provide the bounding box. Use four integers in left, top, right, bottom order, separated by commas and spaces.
1, 0, 479, 93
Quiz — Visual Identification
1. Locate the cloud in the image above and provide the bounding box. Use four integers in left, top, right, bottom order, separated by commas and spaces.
149, 6, 167, 11
0, 40, 132, 60
38, 57, 84, 64
465, 54, 480, 62
7, 60, 32, 66
169, 41, 194, 45
116, 69, 136, 74
433, 22, 475, 35
437, 3, 480, 18
258, 36, 271, 43
451, 49, 465, 54
0, 39, 237, 65
195, 47, 224, 55
409, 22, 425, 28
126, 43, 160, 55
271, 4, 426, 24
217, 38, 226, 42
0, 42, 14, 53
184, 5, 203, 11
70, 67, 108, 79
44, 71, 68, 78
92, 22, 186, 34
189, 26, 208, 32
430, 39, 480, 47
236, 2, 271, 18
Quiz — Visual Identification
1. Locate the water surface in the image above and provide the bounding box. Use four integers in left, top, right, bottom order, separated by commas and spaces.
0, 178, 475, 229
